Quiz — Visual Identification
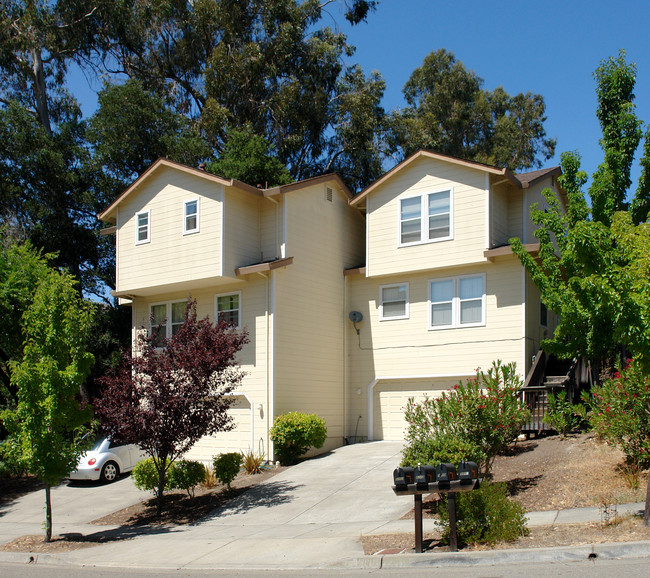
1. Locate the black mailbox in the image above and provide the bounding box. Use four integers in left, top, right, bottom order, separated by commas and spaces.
435, 463, 457, 482
458, 461, 479, 480
393, 466, 415, 490
414, 465, 436, 488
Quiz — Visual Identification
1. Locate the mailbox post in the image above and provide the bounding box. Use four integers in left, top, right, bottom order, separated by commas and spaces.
392, 462, 480, 553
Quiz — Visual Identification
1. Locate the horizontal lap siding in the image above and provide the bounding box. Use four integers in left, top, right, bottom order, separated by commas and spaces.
117, 168, 223, 292
223, 189, 263, 275
130, 278, 274, 462
347, 261, 525, 437
367, 157, 487, 277
274, 182, 365, 452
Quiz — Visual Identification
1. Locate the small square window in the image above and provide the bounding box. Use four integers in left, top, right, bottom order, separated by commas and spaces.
379, 284, 409, 320
216, 293, 241, 328
184, 199, 199, 234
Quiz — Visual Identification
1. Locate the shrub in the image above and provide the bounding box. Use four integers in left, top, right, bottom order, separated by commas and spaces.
213, 452, 242, 489
438, 482, 529, 546
241, 450, 264, 475
270, 412, 327, 465
589, 358, 650, 481
543, 390, 581, 437
168, 460, 205, 498
132, 457, 169, 496
400, 433, 486, 468
202, 465, 218, 488
403, 361, 529, 474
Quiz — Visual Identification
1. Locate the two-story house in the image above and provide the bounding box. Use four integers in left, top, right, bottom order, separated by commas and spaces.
99, 151, 562, 462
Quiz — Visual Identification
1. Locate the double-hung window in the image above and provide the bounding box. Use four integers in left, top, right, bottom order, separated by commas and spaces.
150, 301, 186, 346
215, 292, 241, 328
136, 210, 150, 244
428, 274, 485, 329
184, 199, 199, 234
379, 284, 409, 320
399, 190, 452, 245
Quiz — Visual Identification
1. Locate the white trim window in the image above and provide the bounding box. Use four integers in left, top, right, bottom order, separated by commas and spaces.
150, 300, 187, 346
399, 189, 452, 246
135, 210, 150, 244
379, 283, 409, 320
428, 274, 485, 329
215, 292, 241, 328
183, 199, 199, 234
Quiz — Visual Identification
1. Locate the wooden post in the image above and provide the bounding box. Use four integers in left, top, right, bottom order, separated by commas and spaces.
448, 492, 458, 552
414, 493, 423, 553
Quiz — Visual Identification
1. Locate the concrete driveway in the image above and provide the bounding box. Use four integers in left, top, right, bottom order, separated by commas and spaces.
1, 441, 415, 569
0, 474, 145, 545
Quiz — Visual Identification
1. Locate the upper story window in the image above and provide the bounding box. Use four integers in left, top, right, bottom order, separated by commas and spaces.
136, 210, 150, 244
184, 199, 199, 234
150, 300, 187, 346
215, 292, 241, 328
399, 189, 452, 246
428, 274, 485, 330
379, 283, 409, 320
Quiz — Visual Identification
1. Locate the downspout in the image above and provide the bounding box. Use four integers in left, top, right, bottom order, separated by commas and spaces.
485, 174, 491, 249
522, 188, 528, 374
258, 270, 275, 461
343, 274, 349, 439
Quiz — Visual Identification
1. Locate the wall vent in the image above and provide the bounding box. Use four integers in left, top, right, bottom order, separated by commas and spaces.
325, 186, 333, 203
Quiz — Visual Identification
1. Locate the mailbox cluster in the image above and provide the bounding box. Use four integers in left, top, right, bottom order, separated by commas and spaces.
392, 461, 480, 495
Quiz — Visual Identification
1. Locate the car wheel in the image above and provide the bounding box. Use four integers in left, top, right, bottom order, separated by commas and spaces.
100, 461, 119, 483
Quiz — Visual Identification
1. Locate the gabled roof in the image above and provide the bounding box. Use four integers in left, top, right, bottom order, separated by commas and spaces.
98, 159, 354, 223
349, 150, 561, 206
264, 173, 353, 199
98, 158, 262, 223
513, 166, 562, 188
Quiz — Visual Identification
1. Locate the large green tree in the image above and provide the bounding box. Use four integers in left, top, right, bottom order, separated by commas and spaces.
511, 51, 650, 373
388, 49, 556, 170
1, 267, 95, 541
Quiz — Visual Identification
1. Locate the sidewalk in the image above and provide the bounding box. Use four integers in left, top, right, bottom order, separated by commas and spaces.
0, 441, 648, 570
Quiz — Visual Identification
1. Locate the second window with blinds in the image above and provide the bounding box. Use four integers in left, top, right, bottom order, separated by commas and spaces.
428, 274, 485, 330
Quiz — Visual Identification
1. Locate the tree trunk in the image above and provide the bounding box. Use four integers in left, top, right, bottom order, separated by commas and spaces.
30, 46, 52, 135
44, 483, 52, 542
643, 472, 650, 526
156, 461, 166, 518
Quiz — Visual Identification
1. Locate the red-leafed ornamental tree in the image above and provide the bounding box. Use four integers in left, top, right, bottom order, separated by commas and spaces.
95, 299, 248, 516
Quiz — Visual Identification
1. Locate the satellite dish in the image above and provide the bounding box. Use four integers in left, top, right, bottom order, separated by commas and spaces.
349, 311, 363, 323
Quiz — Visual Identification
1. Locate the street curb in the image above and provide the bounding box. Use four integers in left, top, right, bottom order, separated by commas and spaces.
334, 540, 650, 569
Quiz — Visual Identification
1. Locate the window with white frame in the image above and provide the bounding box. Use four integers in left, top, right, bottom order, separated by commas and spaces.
150, 301, 187, 346
428, 274, 485, 329
136, 210, 150, 244
215, 292, 241, 327
379, 283, 409, 320
184, 199, 199, 234
399, 190, 452, 245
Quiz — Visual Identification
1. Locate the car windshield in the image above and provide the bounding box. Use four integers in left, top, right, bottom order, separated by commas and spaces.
90, 436, 106, 452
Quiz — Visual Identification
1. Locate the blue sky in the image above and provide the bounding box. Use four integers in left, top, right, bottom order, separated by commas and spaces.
70, 0, 650, 187
335, 0, 650, 185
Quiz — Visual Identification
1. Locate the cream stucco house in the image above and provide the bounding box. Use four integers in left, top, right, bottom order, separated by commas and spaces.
99, 151, 562, 462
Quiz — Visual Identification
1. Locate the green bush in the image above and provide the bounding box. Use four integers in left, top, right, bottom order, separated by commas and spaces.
213, 452, 242, 489
269, 412, 328, 465
403, 360, 529, 474
543, 390, 580, 437
589, 359, 650, 479
400, 433, 486, 468
132, 457, 169, 496
439, 482, 529, 546
168, 460, 205, 498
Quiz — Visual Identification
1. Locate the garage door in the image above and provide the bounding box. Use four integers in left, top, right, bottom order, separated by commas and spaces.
373, 379, 458, 441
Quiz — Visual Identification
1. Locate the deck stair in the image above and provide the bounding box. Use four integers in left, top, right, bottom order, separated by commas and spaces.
521, 352, 576, 435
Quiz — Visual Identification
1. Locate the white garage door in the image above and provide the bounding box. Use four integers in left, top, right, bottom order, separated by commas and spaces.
373, 379, 459, 441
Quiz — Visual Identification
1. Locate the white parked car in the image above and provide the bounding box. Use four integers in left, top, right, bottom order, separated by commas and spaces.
69, 437, 148, 482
